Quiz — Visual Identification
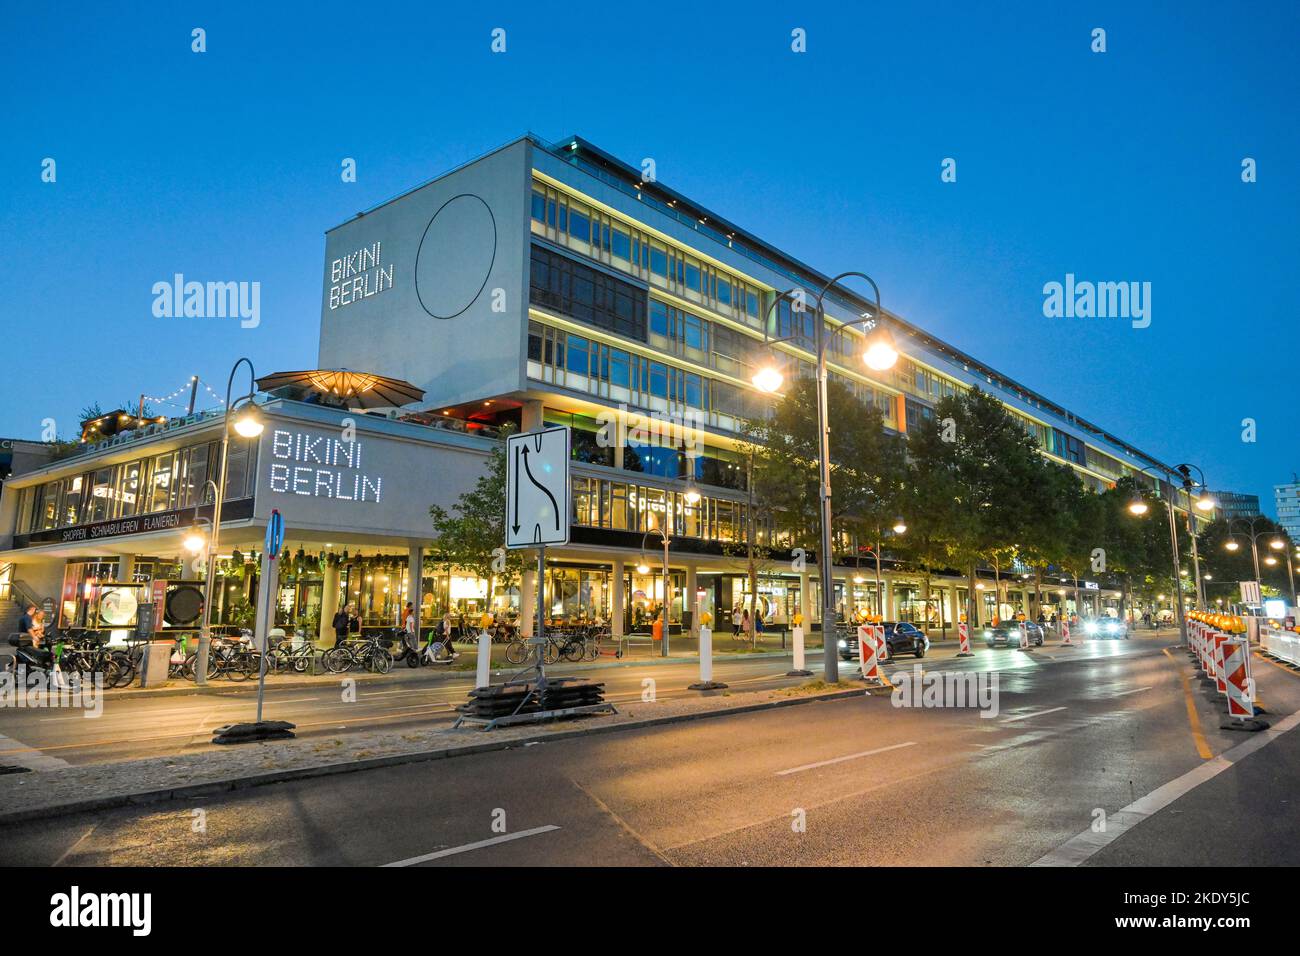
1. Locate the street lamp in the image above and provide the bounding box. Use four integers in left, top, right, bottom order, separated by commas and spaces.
195, 358, 263, 685
751, 271, 897, 682
1174, 464, 1213, 608
1220, 516, 1286, 600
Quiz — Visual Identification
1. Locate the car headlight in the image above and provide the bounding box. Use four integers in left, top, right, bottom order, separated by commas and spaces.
983, 630, 993, 637
837, 639, 847, 648
1084, 622, 1098, 635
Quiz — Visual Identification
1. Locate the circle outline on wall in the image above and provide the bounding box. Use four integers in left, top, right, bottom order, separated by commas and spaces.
414, 193, 497, 320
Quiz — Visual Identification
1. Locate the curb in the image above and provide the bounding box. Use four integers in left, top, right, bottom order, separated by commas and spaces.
0, 687, 870, 825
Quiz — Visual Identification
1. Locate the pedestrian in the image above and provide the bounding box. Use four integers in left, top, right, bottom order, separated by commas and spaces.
331, 603, 352, 647
440, 611, 458, 659
731, 605, 742, 636
755, 606, 765, 637
17, 603, 35, 638
1036, 611, 1046, 626
741, 608, 750, 636
403, 601, 417, 653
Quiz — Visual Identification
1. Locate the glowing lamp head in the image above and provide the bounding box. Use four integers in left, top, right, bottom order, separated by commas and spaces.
232, 408, 264, 438
1127, 498, 1149, 516
862, 324, 899, 372
1195, 495, 1215, 512
183, 532, 206, 555
1269, 539, 1285, 550
636, 563, 651, 575
1225, 540, 1240, 552
892, 518, 907, 535
752, 366, 784, 393
683, 486, 702, 505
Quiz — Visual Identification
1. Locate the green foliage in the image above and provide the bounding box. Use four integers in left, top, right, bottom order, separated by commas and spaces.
429, 427, 527, 587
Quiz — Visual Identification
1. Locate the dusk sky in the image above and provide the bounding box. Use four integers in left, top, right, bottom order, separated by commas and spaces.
2, 1, 1296, 510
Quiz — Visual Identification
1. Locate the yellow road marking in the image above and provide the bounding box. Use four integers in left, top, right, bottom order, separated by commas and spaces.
1163, 646, 1212, 760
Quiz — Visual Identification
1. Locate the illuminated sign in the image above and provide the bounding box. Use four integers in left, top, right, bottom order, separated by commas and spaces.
328, 241, 394, 310
267, 429, 383, 503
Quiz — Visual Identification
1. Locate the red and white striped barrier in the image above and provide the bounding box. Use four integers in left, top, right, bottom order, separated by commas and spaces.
1222, 638, 1254, 719
1212, 633, 1228, 694
1060, 620, 1072, 646
957, 621, 973, 656
857, 624, 882, 684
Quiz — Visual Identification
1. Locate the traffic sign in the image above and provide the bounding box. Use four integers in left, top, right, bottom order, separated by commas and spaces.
505, 426, 571, 549
1240, 580, 1262, 605
265, 509, 285, 559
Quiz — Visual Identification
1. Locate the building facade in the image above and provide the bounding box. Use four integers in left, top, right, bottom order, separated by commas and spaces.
2, 133, 1203, 645
1276, 480, 1300, 542
1210, 490, 1262, 522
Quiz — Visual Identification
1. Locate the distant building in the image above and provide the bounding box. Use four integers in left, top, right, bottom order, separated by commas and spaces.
0, 439, 57, 485
1276, 480, 1300, 541
1210, 490, 1262, 522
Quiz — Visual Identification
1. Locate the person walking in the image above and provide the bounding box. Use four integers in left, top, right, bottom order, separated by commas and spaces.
403, 601, 417, 654
331, 603, 353, 648
731, 605, 742, 636
741, 608, 751, 638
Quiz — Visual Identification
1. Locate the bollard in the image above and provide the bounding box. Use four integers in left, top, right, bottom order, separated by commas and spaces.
1020, 624, 1031, 650
689, 625, 727, 690
1059, 621, 1072, 646
957, 621, 973, 657
787, 625, 812, 677
475, 630, 492, 690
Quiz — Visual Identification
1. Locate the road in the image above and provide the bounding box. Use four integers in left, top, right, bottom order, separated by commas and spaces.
4, 633, 1298, 866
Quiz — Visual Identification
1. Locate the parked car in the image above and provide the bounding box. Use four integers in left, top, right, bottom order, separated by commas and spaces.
1082, 617, 1129, 639
838, 621, 930, 661
983, 621, 1045, 648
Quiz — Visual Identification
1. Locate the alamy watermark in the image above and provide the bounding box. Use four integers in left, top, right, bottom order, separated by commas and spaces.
889, 664, 999, 718
152, 274, 260, 328
595, 404, 704, 458
1, 665, 103, 717
1042, 274, 1150, 329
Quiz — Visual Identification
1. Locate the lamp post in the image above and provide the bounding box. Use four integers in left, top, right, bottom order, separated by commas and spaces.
856, 518, 907, 623
1126, 465, 1194, 644
1222, 516, 1292, 605
194, 358, 263, 685
751, 272, 898, 683
1172, 464, 1214, 609
640, 522, 671, 657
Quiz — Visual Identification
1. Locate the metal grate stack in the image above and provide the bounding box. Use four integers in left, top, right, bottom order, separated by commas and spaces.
459, 678, 606, 721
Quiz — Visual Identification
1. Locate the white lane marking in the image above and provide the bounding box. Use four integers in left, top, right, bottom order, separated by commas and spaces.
775, 741, 916, 776
1110, 686, 1151, 697
1032, 708, 1300, 867
382, 825, 561, 867
0, 731, 70, 770
1000, 706, 1066, 724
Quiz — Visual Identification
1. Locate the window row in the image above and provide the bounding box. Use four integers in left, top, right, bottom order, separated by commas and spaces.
570, 475, 785, 546
16, 436, 258, 534
532, 184, 763, 328
529, 244, 647, 342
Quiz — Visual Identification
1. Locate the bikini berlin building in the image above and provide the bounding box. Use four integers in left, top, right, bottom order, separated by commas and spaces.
0, 134, 1195, 645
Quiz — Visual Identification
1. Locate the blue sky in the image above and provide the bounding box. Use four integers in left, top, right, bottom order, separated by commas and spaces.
2, 1, 1296, 511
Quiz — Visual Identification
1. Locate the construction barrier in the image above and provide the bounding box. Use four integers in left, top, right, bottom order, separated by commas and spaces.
1060, 621, 1072, 646
1222, 638, 1254, 719
874, 624, 888, 664
957, 621, 972, 656
1261, 626, 1300, 667
857, 623, 882, 684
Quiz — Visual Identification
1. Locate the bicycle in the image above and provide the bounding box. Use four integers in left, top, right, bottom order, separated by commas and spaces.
321, 634, 393, 674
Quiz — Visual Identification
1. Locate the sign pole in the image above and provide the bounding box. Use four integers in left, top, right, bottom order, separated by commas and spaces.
536, 546, 547, 690
255, 545, 274, 722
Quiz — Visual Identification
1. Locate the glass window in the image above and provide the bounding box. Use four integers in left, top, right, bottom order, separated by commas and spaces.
648, 362, 668, 398
684, 262, 701, 292
531, 190, 546, 222
611, 227, 631, 260
566, 335, 590, 373
649, 245, 668, 277
606, 348, 630, 388
568, 207, 591, 243
716, 277, 732, 306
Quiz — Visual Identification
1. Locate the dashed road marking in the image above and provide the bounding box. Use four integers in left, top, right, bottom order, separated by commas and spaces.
775, 741, 916, 776
1000, 706, 1066, 723
382, 824, 561, 866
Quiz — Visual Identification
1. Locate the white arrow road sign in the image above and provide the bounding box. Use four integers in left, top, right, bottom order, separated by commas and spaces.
505, 425, 571, 549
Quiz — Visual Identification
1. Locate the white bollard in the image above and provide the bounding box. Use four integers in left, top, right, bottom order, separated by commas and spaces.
690, 624, 727, 689
475, 630, 492, 690
792, 625, 806, 671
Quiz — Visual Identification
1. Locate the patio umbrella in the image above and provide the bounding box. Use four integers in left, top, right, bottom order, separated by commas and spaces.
255, 369, 425, 409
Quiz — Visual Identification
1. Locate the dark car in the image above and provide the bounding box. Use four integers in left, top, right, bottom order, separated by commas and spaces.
983, 621, 1044, 648
838, 621, 929, 661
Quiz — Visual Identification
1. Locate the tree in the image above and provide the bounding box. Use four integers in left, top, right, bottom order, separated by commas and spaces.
429, 427, 528, 608
1197, 517, 1294, 602
742, 376, 909, 623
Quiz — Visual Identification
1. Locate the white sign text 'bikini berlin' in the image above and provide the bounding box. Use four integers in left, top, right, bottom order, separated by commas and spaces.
268, 430, 382, 502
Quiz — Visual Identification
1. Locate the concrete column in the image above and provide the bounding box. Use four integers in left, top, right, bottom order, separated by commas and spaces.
319, 559, 340, 646
611, 559, 625, 638
520, 565, 537, 637
881, 577, 893, 619
948, 585, 960, 631
521, 399, 544, 432
407, 546, 423, 645
685, 563, 698, 637
118, 554, 136, 583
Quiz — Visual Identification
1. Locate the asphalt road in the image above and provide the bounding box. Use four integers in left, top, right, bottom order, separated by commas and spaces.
4, 633, 1297, 866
